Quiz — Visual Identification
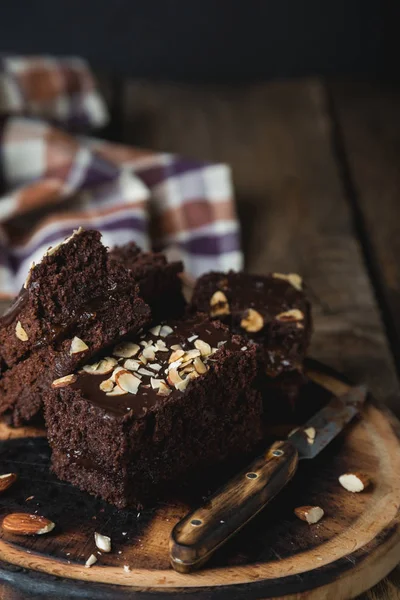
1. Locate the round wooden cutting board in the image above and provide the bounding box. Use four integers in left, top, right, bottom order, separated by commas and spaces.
0, 361, 399, 600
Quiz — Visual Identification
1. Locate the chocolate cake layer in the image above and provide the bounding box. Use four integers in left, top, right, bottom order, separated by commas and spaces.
190, 271, 312, 378
44, 316, 263, 508
0, 229, 124, 368
109, 242, 186, 320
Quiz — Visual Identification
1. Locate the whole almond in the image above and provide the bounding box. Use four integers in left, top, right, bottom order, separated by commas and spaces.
3, 513, 55, 536
0, 473, 17, 494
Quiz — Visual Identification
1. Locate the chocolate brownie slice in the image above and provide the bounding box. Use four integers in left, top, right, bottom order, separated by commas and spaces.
44, 316, 263, 509
190, 271, 312, 378
0, 229, 151, 426
0, 229, 150, 368
109, 242, 186, 320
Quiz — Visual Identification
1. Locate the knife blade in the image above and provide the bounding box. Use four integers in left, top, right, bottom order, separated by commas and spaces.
169, 383, 367, 573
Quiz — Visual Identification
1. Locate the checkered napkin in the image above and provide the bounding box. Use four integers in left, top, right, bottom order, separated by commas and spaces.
0, 56, 242, 298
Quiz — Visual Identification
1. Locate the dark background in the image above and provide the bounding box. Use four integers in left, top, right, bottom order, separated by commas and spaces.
1, 0, 399, 81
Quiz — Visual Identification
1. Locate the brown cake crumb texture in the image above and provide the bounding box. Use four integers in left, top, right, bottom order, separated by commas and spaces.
109, 242, 186, 320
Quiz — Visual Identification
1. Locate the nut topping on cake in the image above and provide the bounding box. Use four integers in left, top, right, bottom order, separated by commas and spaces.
157, 381, 172, 396
113, 342, 140, 358
100, 379, 114, 393
272, 273, 303, 291
15, 321, 29, 341
240, 309, 264, 332
115, 371, 141, 394
159, 325, 173, 337
83, 357, 117, 375
194, 339, 212, 357
194, 357, 208, 374
169, 348, 185, 363
70, 336, 89, 355
52, 374, 77, 388
275, 309, 304, 323
210, 290, 230, 317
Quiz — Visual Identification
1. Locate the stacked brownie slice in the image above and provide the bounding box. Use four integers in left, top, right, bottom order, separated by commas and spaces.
109, 242, 186, 320
190, 271, 312, 408
45, 316, 263, 508
0, 229, 311, 510
0, 229, 151, 426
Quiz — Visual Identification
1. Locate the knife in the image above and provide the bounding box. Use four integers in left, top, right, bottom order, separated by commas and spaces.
169, 383, 367, 573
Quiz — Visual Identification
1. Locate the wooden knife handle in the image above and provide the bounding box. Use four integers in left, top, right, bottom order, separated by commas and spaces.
169, 440, 299, 573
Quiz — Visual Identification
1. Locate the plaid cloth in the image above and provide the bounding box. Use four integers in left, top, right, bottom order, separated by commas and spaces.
0, 56, 242, 298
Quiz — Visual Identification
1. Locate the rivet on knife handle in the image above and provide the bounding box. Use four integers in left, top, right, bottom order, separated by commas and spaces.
169, 440, 299, 573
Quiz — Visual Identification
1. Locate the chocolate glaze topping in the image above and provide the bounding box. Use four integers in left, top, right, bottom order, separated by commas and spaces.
70, 319, 240, 419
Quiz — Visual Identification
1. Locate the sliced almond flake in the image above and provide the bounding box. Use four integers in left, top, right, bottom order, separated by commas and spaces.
170, 344, 182, 351
241, 346, 248, 351
83, 357, 117, 376
156, 339, 168, 352
176, 377, 190, 392
140, 340, 150, 347
69, 336, 89, 355
63, 226, 84, 246
106, 386, 128, 396
149, 325, 162, 336
100, 379, 114, 393
138, 353, 147, 365
52, 374, 77, 388
167, 358, 183, 371
85, 554, 97, 568
169, 348, 185, 363
157, 382, 172, 396
149, 363, 162, 372
159, 325, 173, 337
15, 321, 29, 342
217, 340, 227, 347
94, 532, 111, 553
272, 272, 303, 291
44, 241, 63, 257
116, 371, 141, 394
124, 359, 140, 371
137, 367, 154, 377
113, 342, 140, 358
194, 357, 208, 374
194, 339, 212, 357
182, 349, 201, 361
82, 361, 100, 374
150, 377, 164, 389
168, 368, 183, 386
187, 334, 199, 343
181, 363, 196, 373
142, 347, 155, 360
110, 366, 125, 382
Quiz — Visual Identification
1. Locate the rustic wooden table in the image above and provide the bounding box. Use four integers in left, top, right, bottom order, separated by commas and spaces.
1, 78, 399, 599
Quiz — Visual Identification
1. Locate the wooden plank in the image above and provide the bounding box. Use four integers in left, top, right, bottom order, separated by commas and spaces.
122, 79, 399, 413
330, 81, 400, 378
